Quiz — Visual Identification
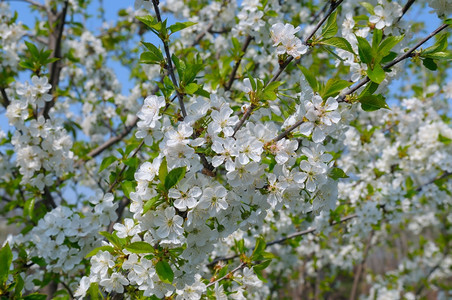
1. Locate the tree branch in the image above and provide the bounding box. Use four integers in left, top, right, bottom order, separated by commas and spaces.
232, 0, 344, 136
206, 262, 247, 288
338, 23, 449, 102
225, 35, 252, 91
107, 140, 144, 194
0, 88, 10, 108
42, 0, 69, 119
349, 231, 374, 300
151, 0, 187, 118
208, 213, 357, 266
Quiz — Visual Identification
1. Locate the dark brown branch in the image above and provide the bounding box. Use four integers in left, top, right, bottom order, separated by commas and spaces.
398, 0, 416, 22
416, 171, 451, 192
225, 35, 252, 91
42, 0, 69, 119
75, 117, 139, 167
151, 0, 187, 118
0, 88, 10, 107
272, 118, 304, 142
304, 0, 344, 43
349, 231, 374, 300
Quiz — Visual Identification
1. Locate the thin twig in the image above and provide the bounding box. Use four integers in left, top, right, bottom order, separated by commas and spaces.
151, 0, 187, 118
107, 140, 145, 194
225, 35, 252, 91
3, 0, 46, 9
416, 171, 451, 192
206, 262, 246, 288
303, 0, 344, 43
397, 0, 416, 22
208, 214, 357, 266
349, 231, 374, 300
338, 23, 449, 102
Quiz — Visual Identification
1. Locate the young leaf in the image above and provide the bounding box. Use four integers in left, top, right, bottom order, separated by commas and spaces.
298, 65, 319, 93
184, 82, 198, 94
164, 166, 186, 190
99, 155, 117, 172
121, 181, 135, 199
356, 36, 373, 64
169, 21, 197, 34
0, 243, 13, 286
321, 79, 353, 99
159, 157, 168, 183
85, 246, 115, 258
367, 64, 385, 84
422, 58, 438, 71
360, 1, 375, 14
329, 167, 349, 180
378, 35, 404, 58
155, 260, 174, 283
320, 37, 355, 54
251, 236, 267, 260
142, 195, 160, 214
359, 94, 390, 111
125, 242, 155, 254
321, 10, 338, 39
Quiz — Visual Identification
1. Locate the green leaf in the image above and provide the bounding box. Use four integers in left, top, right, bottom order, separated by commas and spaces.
15, 273, 24, 298
164, 166, 186, 190
298, 65, 319, 92
23, 294, 47, 300
438, 134, 452, 145
359, 94, 390, 111
169, 21, 197, 34
184, 82, 198, 94
247, 71, 256, 91
88, 283, 101, 300
0, 243, 13, 286
321, 10, 338, 39
141, 42, 164, 58
136, 15, 157, 29
253, 260, 271, 282
251, 236, 266, 260
320, 37, 355, 54
321, 79, 352, 99
378, 35, 404, 58
24, 197, 35, 220
329, 167, 349, 180
143, 195, 160, 214
423, 32, 448, 54
360, 1, 374, 14
422, 58, 438, 71
367, 64, 385, 84
372, 29, 383, 50
423, 51, 452, 60
159, 157, 168, 183
155, 260, 174, 283
121, 181, 135, 199
356, 36, 373, 64
85, 246, 115, 258
140, 51, 163, 65
359, 81, 379, 97
99, 155, 117, 172
99, 231, 124, 248
125, 242, 155, 254
24, 41, 39, 58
